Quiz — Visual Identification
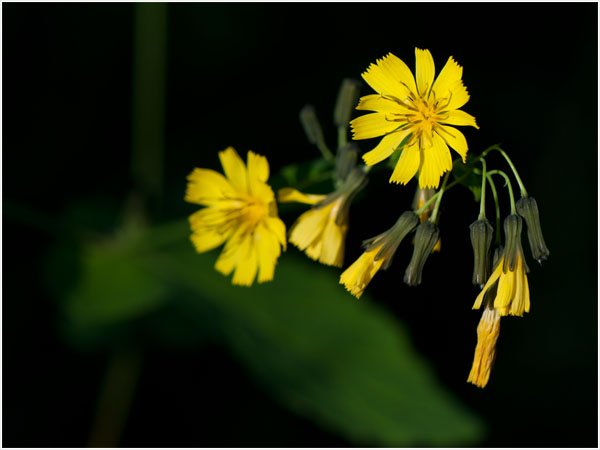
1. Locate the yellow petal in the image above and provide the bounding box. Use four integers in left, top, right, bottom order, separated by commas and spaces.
255, 222, 281, 283
415, 48, 435, 98
417, 134, 451, 189
441, 110, 479, 129
445, 80, 470, 111
319, 219, 347, 267
185, 168, 235, 206
362, 53, 417, 100
219, 146, 248, 193
356, 94, 410, 113
351, 112, 403, 140
188, 208, 228, 232
390, 142, 420, 185
265, 216, 287, 250
246, 151, 269, 182
288, 206, 330, 252
189, 227, 230, 253
278, 187, 326, 205
231, 234, 258, 286
473, 257, 503, 309
362, 130, 409, 166
432, 56, 463, 100
339, 248, 385, 299
437, 125, 468, 162
214, 232, 242, 277
494, 268, 516, 316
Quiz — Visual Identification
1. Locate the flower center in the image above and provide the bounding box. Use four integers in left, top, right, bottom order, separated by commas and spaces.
241, 199, 266, 226
415, 97, 437, 124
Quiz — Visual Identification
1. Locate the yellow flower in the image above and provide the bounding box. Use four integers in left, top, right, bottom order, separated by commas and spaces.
351, 48, 479, 189
467, 306, 501, 388
340, 211, 418, 298
184, 147, 286, 286
279, 168, 367, 268
339, 245, 386, 298
473, 251, 530, 317
278, 188, 347, 267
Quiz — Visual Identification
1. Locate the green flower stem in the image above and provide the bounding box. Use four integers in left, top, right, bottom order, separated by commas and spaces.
131, 3, 168, 214
478, 158, 488, 220
485, 173, 501, 244
481, 144, 528, 197
430, 171, 450, 224
316, 141, 335, 163
413, 164, 472, 217
338, 126, 348, 150
487, 169, 516, 215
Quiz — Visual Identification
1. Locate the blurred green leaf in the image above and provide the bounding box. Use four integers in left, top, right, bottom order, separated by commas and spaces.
274, 157, 334, 192
453, 155, 482, 202
49, 218, 484, 445
137, 220, 485, 446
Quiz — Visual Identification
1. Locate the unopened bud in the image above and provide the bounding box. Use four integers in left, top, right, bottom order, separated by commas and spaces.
502, 214, 524, 273
470, 219, 494, 287
516, 196, 549, 263
334, 78, 361, 128
363, 211, 419, 270
404, 221, 440, 286
299, 105, 326, 148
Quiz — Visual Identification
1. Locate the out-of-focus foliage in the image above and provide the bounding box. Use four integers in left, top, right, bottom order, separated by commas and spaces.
45, 215, 484, 446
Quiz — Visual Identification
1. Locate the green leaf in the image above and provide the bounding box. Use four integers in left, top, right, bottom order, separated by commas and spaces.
273, 157, 334, 192
52, 236, 173, 348
136, 220, 485, 446
452, 155, 482, 202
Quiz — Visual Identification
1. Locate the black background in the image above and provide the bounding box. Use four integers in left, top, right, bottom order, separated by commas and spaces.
3, 2, 598, 447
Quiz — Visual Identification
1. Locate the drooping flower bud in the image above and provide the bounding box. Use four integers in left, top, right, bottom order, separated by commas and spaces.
502, 214, 524, 273
340, 211, 418, 298
363, 211, 419, 270
516, 196, 550, 263
469, 219, 494, 287
404, 221, 440, 286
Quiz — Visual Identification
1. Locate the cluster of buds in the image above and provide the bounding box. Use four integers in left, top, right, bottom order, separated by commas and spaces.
468, 194, 549, 387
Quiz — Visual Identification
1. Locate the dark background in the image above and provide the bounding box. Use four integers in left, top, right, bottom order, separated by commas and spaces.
3, 2, 598, 447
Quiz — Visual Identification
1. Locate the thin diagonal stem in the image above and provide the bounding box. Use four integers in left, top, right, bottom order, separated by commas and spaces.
430, 171, 450, 224
486, 173, 501, 244
478, 158, 488, 220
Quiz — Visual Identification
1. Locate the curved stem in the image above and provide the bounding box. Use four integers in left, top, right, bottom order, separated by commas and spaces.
486, 173, 501, 244
430, 171, 450, 224
487, 169, 516, 215
478, 158, 488, 220
481, 144, 528, 197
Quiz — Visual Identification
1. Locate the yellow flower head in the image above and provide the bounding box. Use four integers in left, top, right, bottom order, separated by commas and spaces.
473, 251, 530, 317
473, 215, 530, 316
467, 306, 501, 388
339, 245, 386, 299
278, 169, 367, 268
340, 211, 419, 298
185, 147, 286, 286
351, 48, 479, 189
